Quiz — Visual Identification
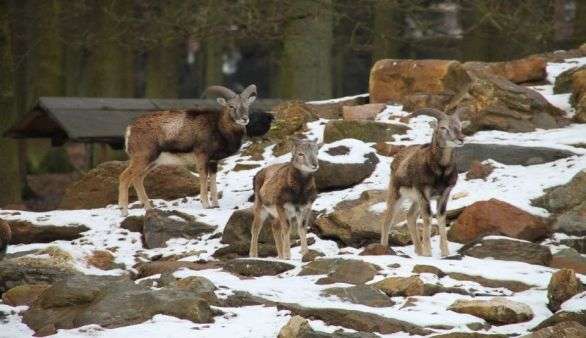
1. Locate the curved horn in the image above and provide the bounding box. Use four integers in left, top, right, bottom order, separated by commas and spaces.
411, 108, 448, 121
241, 84, 257, 98
203, 85, 237, 99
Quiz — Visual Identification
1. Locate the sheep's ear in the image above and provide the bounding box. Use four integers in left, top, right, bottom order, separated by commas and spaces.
461, 120, 471, 128
247, 95, 256, 104
428, 120, 438, 129
217, 97, 227, 106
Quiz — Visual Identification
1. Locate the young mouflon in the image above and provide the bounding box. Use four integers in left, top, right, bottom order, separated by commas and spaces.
119, 85, 258, 215
381, 107, 470, 257
250, 139, 319, 260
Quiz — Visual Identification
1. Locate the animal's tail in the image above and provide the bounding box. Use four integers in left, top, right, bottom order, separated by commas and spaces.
246, 109, 275, 137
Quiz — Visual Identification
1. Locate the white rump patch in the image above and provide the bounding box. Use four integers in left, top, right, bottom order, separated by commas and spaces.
155, 152, 197, 166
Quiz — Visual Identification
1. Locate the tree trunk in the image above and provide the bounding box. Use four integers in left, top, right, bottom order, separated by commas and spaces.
280, 0, 333, 100
145, 43, 182, 98
372, 0, 403, 62
0, 1, 22, 206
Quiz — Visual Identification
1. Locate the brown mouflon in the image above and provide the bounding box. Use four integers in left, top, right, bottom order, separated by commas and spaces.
250, 139, 319, 260
0, 219, 11, 260
118, 85, 257, 215
381, 107, 470, 257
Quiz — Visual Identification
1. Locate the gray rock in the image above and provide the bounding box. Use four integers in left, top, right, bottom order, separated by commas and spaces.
522, 321, 586, 338
315, 152, 379, 191
323, 120, 408, 143
221, 208, 297, 245
298, 258, 378, 285
455, 143, 576, 173
7, 220, 89, 244
143, 209, 215, 248
224, 258, 295, 277
321, 285, 394, 307
460, 238, 552, 266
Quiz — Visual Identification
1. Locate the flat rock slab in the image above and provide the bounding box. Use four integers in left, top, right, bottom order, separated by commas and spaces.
374, 276, 439, 297
7, 220, 89, 244
449, 298, 534, 325
321, 285, 394, 308
459, 237, 552, 266
454, 143, 576, 173
143, 209, 215, 249
323, 120, 408, 143
277, 302, 431, 335
224, 258, 295, 277
298, 258, 378, 285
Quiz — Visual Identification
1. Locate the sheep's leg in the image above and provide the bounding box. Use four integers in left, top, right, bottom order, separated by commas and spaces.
298, 206, 311, 255
417, 193, 433, 257
406, 202, 422, 255
250, 205, 266, 258
437, 189, 452, 257
133, 163, 156, 210
195, 153, 210, 209
276, 205, 291, 260
381, 186, 401, 247
118, 157, 147, 216
270, 219, 283, 259
208, 162, 219, 208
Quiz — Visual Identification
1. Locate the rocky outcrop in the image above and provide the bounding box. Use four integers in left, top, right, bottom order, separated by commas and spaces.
532, 170, 586, 235
523, 321, 586, 338
459, 237, 552, 266
448, 199, 550, 243
298, 258, 378, 285
448, 298, 534, 325
322, 285, 394, 307
223, 258, 295, 277
451, 69, 565, 133
7, 220, 89, 244
143, 209, 215, 248
547, 269, 583, 312
532, 310, 586, 331
278, 303, 431, 335
323, 120, 408, 143
550, 248, 586, 274
315, 142, 379, 191
369, 59, 470, 104
553, 65, 586, 94
60, 161, 199, 209
454, 144, 576, 173
314, 190, 441, 247
464, 57, 546, 84
21, 274, 213, 335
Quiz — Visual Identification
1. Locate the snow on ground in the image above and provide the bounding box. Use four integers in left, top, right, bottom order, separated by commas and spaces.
1, 57, 586, 337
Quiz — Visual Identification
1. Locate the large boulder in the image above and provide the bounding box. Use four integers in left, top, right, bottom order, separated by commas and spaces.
550, 248, 586, 274
553, 65, 586, 94
532, 170, 586, 235
277, 303, 430, 335
459, 237, 552, 266
314, 190, 440, 248
323, 120, 408, 143
547, 269, 584, 313
315, 140, 379, 191
373, 276, 439, 297
570, 69, 586, 106
464, 57, 546, 84
143, 209, 215, 249
322, 285, 394, 308
522, 321, 586, 338
448, 298, 534, 325
448, 199, 550, 243
454, 144, 576, 173
532, 310, 586, 332
369, 59, 470, 104
451, 69, 565, 133
60, 161, 199, 209
221, 208, 297, 245
6, 220, 89, 244
298, 258, 378, 285
21, 274, 213, 335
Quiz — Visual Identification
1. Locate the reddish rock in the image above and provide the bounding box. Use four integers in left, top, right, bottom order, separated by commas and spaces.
359, 243, 395, 256
464, 56, 547, 84
547, 269, 583, 312
448, 199, 550, 243
465, 161, 495, 180
342, 103, 386, 121
369, 59, 470, 104
2, 284, 50, 306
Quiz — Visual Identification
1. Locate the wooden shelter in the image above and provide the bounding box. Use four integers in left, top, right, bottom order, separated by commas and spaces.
5, 97, 282, 149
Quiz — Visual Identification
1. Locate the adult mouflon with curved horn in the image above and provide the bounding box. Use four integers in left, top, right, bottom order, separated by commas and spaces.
118, 84, 258, 215
380, 107, 470, 257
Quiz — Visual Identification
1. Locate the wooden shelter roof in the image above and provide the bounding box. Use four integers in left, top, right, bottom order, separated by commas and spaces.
5, 97, 282, 148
